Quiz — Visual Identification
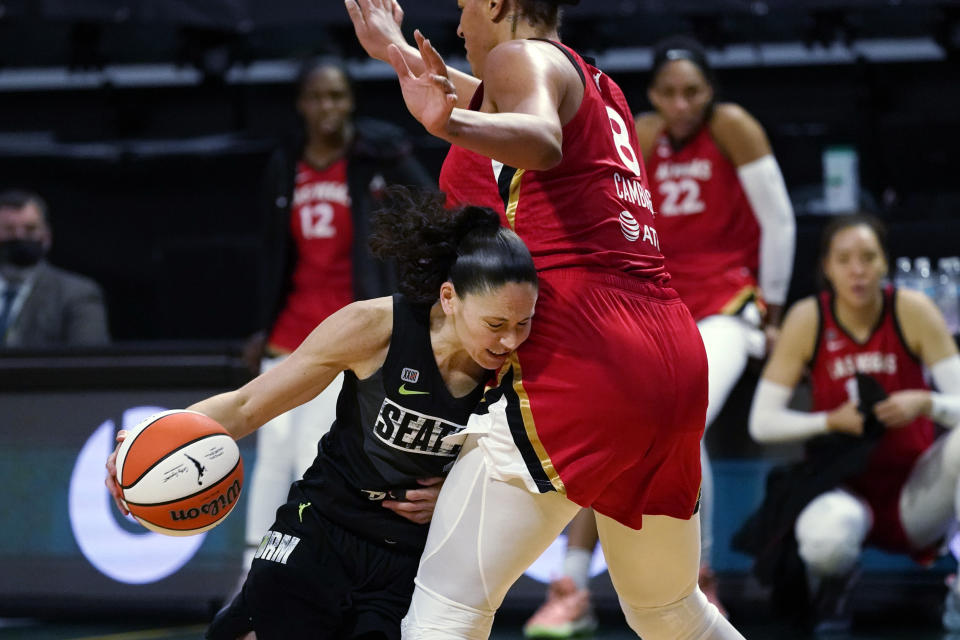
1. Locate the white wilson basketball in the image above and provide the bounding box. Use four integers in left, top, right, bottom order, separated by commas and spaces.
115, 409, 243, 536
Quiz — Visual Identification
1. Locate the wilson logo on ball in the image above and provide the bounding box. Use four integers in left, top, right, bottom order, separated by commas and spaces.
170, 479, 241, 521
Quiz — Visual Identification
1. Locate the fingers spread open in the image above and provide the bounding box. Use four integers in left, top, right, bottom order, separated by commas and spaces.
416, 30, 447, 76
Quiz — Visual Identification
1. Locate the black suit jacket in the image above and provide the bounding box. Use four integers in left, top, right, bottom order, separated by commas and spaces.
4, 261, 110, 347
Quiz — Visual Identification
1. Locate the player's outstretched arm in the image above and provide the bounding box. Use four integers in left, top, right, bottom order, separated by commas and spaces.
189, 298, 392, 440
345, 0, 479, 108
105, 298, 393, 515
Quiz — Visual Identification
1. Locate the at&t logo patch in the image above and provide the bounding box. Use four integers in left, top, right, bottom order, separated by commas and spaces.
619, 210, 641, 241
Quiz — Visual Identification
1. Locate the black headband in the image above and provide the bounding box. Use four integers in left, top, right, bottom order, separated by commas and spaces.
650, 40, 715, 87
665, 48, 697, 63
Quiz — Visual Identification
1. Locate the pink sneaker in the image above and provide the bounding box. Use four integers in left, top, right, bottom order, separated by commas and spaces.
523, 576, 598, 638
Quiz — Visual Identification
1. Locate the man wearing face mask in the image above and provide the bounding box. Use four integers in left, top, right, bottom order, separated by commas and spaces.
0, 189, 109, 347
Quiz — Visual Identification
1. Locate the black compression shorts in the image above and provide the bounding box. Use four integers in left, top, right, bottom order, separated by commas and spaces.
207, 500, 420, 640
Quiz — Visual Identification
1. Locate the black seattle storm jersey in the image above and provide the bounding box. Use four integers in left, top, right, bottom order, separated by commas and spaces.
295, 294, 487, 553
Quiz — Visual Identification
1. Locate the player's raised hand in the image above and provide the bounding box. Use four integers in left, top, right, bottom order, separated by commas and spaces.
387, 31, 457, 136
345, 0, 406, 62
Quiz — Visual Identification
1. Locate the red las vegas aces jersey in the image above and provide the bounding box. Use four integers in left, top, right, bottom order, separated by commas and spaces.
268, 159, 354, 352
440, 41, 667, 283
645, 123, 761, 320
809, 286, 934, 552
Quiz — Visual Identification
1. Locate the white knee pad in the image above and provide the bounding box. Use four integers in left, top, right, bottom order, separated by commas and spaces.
620, 588, 742, 640
401, 582, 495, 640
795, 490, 870, 577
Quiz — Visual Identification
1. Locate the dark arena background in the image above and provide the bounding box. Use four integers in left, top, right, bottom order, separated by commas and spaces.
1, 1, 959, 638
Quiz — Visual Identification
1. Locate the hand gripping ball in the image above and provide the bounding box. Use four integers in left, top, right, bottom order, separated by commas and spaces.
115, 410, 243, 536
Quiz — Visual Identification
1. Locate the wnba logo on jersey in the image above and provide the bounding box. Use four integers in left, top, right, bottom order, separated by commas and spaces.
401, 367, 420, 383
373, 398, 465, 457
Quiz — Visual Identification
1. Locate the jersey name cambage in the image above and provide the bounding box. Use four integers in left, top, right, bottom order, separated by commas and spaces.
645, 123, 761, 319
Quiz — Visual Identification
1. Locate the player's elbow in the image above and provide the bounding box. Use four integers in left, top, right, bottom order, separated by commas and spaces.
528, 140, 562, 171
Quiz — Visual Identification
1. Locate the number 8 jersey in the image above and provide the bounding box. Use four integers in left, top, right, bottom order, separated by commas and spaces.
438, 40, 707, 527
440, 40, 668, 285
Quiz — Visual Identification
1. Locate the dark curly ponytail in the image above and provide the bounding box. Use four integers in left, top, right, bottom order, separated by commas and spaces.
370, 186, 537, 303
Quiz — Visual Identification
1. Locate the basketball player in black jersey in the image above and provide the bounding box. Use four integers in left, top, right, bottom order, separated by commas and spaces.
105, 187, 539, 640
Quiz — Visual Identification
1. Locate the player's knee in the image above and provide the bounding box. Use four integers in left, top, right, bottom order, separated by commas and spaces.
797, 533, 860, 577
620, 588, 723, 639
795, 492, 868, 576
401, 585, 494, 640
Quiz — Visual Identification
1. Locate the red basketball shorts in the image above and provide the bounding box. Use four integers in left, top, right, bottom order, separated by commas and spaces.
461, 267, 708, 529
